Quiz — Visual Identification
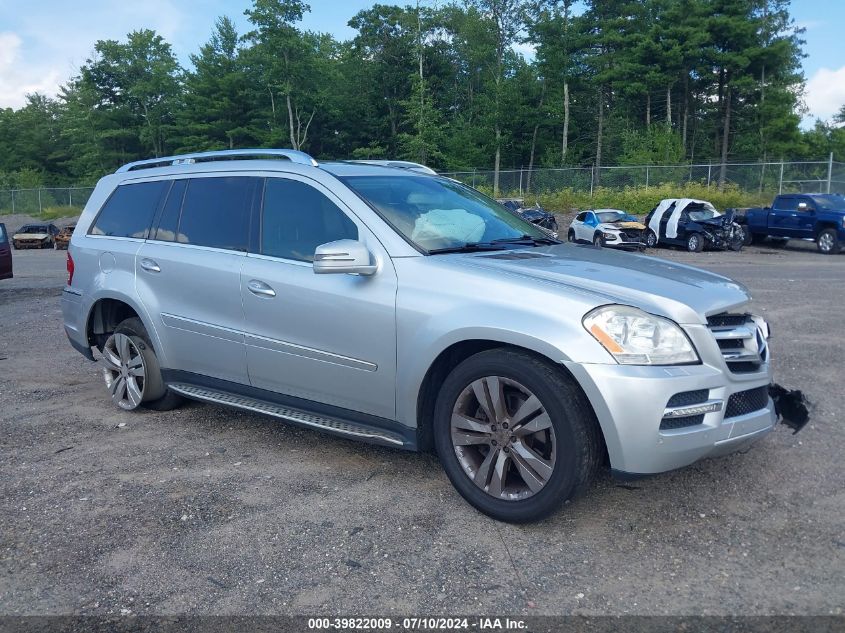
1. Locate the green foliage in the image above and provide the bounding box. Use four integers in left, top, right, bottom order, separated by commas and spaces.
0, 0, 834, 190
39, 205, 83, 220
619, 125, 685, 165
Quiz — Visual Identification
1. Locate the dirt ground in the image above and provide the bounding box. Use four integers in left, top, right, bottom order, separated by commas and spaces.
0, 240, 843, 617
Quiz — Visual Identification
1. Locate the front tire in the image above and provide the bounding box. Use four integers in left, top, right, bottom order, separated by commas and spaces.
817, 228, 841, 255
433, 349, 602, 523
645, 230, 658, 248
101, 317, 183, 412
687, 233, 704, 252
593, 233, 603, 248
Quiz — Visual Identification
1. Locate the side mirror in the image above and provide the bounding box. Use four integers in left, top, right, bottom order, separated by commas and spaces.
313, 239, 378, 276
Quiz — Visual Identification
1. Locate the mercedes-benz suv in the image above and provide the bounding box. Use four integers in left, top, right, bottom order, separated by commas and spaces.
62, 149, 778, 522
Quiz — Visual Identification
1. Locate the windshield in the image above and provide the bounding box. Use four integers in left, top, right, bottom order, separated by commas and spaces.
20, 225, 46, 234
809, 194, 845, 211
687, 209, 721, 221
597, 211, 634, 223
341, 175, 549, 252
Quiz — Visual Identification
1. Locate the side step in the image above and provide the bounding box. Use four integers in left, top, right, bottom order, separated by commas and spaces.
168, 383, 408, 448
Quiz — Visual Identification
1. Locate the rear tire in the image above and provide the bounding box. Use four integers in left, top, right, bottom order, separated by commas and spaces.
645, 230, 657, 248
817, 228, 840, 255
567, 229, 576, 243
433, 349, 602, 523
101, 317, 183, 412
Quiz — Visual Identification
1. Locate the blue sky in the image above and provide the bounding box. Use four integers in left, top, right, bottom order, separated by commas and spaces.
0, 0, 842, 127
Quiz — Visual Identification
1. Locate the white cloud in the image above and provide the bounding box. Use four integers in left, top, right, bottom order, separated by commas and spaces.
0, 31, 62, 109
804, 65, 845, 126
511, 41, 536, 60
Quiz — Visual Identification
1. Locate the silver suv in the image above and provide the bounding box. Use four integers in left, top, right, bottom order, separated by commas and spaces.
62, 149, 777, 522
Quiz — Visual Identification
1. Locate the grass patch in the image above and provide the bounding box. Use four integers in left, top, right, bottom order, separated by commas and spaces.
481, 183, 773, 216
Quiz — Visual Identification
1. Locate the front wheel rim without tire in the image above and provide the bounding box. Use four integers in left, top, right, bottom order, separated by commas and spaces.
102, 333, 147, 410
819, 232, 835, 252
451, 376, 556, 501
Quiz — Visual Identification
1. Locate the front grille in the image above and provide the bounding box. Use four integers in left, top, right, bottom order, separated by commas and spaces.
706, 312, 767, 374
666, 389, 709, 407
619, 230, 643, 241
660, 414, 704, 430
708, 313, 749, 327
725, 386, 770, 418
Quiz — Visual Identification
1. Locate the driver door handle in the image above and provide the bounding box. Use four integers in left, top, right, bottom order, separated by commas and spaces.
247, 279, 276, 298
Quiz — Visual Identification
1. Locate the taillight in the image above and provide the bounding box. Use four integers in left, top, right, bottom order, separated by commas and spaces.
66, 251, 74, 286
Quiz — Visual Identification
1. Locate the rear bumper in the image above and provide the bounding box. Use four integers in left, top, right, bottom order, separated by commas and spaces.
62, 288, 94, 360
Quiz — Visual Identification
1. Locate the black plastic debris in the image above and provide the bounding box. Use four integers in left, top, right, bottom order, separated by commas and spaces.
769, 383, 810, 434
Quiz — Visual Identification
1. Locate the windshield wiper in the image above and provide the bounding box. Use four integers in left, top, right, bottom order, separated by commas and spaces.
427, 242, 509, 255
491, 234, 560, 245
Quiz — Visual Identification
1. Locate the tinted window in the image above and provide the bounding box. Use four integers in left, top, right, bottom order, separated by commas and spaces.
262, 179, 358, 261
575, 212, 586, 222
90, 181, 167, 238
178, 177, 259, 251
776, 197, 797, 211
154, 179, 188, 241
797, 198, 815, 211
0, 225, 6, 241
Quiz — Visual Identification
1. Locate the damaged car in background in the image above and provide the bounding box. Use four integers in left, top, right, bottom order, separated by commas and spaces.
568, 208, 647, 250
497, 198, 558, 234
54, 225, 75, 250
12, 223, 59, 249
645, 199, 744, 252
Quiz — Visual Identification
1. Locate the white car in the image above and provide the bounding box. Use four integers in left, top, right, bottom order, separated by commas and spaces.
567, 209, 647, 250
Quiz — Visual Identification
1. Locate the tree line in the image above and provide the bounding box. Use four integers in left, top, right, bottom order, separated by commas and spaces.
1, 0, 843, 191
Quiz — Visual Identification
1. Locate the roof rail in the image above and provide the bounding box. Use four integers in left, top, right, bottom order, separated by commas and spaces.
115, 149, 319, 173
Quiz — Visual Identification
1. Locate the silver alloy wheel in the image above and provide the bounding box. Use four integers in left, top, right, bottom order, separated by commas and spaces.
450, 376, 556, 501
102, 333, 147, 410
819, 232, 835, 252
646, 231, 657, 247
688, 235, 700, 251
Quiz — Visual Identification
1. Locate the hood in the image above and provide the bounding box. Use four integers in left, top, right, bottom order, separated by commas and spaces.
457, 244, 750, 324
603, 220, 646, 231
519, 208, 553, 221
698, 208, 736, 228
13, 232, 48, 240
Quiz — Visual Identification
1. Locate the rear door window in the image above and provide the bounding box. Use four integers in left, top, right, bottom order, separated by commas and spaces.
261, 178, 358, 262
175, 177, 259, 251
90, 181, 168, 238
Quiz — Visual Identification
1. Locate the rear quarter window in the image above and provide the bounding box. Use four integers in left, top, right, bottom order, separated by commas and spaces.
90, 181, 168, 238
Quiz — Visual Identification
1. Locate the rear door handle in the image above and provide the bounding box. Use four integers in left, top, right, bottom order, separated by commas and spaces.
139, 258, 161, 273
247, 279, 276, 298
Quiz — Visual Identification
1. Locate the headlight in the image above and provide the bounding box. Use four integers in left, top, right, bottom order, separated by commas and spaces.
583, 305, 699, 365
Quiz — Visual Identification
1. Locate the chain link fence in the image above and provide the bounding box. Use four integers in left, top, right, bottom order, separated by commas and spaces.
2, 159, 844, 214
442, 159, 845, 197
0, 187, 95, 216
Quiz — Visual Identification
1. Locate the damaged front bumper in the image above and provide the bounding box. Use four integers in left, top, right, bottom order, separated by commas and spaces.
566, 359, 778, 476
562, 317, 805, 476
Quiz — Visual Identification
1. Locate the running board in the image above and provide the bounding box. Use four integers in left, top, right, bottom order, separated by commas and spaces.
168, 383, 408, 448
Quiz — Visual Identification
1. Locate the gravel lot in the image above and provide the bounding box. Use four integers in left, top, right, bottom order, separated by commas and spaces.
0, 242, 843, 617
